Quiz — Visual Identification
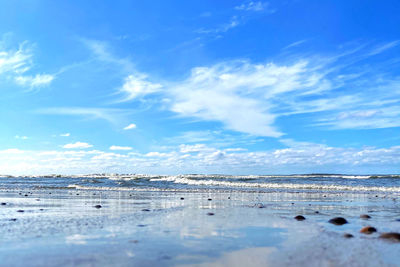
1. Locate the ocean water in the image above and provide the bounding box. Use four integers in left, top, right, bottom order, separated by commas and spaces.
1, 174, 400, 194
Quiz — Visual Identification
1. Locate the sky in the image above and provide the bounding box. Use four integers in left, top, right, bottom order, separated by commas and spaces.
1, 0, 400, 175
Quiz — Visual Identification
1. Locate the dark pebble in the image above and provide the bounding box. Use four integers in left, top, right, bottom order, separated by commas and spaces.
228, 197, 231, 199
137, 224, 147, 227
360, 226, 377, 234
142, 209, 151, 212
294, 215, 306, 221
379, 232, 400, 242
315, 211, 319, 214
207, 212, 214, 216
1, 203, 6, 205
24, 194, 28, 197
208, 198, 212, 201
343, 233, 354, 238
360, 214, 371, 219
10, 218, 17, 221
256, 203, 265, 208
180, 197, 184, 200
94, 205, 102, 209
329, 217, 348, 225
17, 210, 24, 213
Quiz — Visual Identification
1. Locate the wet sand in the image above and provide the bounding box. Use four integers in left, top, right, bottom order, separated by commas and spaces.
1, 189, 400, 266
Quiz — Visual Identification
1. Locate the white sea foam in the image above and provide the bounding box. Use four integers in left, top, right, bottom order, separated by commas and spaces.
149, 176, 400, 193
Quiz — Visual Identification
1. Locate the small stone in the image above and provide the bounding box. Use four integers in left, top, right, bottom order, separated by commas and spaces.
24, 194, 28, 197
329, 217, 348, 225
142, 209, 151, 212
379, 232, 400, 242
360, 214, 371, 219
360, 226, 377, 234
294, 215, 306, 221
180, 197, 184, 200
315, 211, 319, 214
256, 203, 265, 208
137, 224, 146, 227
17, 210, 24, 213
208, 198, 212, 201
1, 203, 6, 205
207, 212, 214, 216
94, 205, 102, 209
343, 233, 354, 238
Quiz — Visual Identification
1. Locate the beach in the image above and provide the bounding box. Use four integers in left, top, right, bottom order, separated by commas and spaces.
1, 175, 400, 266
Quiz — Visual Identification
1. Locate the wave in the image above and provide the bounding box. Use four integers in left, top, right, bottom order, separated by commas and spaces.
149, 176, 400, 193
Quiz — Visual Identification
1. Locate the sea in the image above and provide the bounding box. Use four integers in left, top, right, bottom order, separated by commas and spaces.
1, 174, 400, 194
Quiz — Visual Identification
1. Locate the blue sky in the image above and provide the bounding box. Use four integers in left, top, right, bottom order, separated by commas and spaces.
1, 0, 400, 175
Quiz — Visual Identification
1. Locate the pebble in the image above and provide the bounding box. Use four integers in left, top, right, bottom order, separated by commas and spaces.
360, 226, 377, 234
10, 218, 17, 221
294, 215, 306, 221
17, 210, 24, 213
208, 198, 212, 201
343, 233, 354, 238
314, 211, 319, 214
360, 214, 371, 219
1, 203, 6, 205
329, 217, 348, 225
379, 232, 400, 242
180, 197, 184, 200
94, 205, 102, 209
142, 209, 151, 212
207, 212, 214, 216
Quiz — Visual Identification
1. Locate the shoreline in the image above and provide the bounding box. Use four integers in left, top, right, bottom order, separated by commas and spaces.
0, 188, 399, 266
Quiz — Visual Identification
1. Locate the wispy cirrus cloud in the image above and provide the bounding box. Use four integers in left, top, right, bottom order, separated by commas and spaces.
36, 107, 132, 124
0, 35, 55, 89
14, 74, 54, 89
80, 39, 400, 137
196, 1, 275, 36
235, 1, 274, 13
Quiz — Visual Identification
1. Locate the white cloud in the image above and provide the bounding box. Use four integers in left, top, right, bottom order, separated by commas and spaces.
235, 1, 271, 12
0, 37, 54, 89
60, 133, 70, 137
120, 74, 162, 101
123, 123, 137, 130
15, 135, 28, 140
0, 41, 32, 75
1, 143, 400, 175
109, 145, 132, 151
14, 74, 54, 88
367, 40, 399, 56
196, 16, 240, 34
36, 107, 130, 124
104, 40, 400, 136
63, 142, 93, 149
